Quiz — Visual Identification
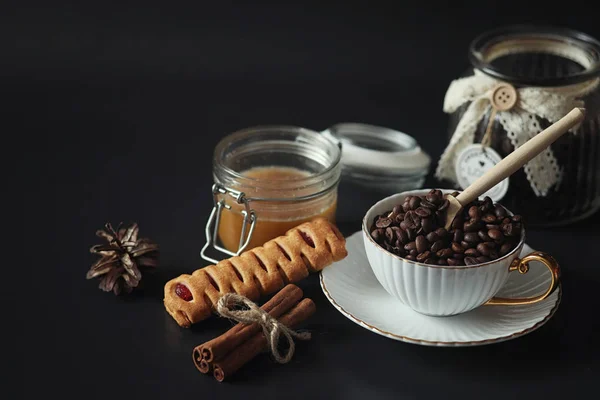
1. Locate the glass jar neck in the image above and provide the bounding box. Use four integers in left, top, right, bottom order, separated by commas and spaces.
468, 25, 600, 87
213, 125, 342, 202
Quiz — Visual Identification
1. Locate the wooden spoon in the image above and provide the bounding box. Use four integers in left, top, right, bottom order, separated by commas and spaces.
444, 107, 586, 230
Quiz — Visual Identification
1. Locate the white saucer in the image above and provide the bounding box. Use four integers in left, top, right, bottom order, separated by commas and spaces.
320, 231, 562, 347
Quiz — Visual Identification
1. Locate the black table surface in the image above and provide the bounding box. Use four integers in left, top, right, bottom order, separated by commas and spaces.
12, 2, 600, 399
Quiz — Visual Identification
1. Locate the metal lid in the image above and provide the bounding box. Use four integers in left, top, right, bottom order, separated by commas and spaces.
321, 123, 431, 178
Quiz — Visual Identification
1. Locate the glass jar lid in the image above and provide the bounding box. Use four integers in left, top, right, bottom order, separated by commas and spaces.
321, 122, 431, 179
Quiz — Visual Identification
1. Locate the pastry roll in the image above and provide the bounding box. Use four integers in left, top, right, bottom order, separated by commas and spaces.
163, 217, 347, 327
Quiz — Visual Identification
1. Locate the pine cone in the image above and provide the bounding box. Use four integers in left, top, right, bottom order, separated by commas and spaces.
86, 222, 159, 295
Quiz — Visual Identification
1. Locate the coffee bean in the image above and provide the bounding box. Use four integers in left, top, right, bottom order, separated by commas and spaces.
416, 251, 431, 262
384, 227, 394, 243
420, 199, 437, 210
486, 224, 498, 230
404, 241, 417, 251
409, 196, 421, 210
484, 241, 497, 248
512, 215, 522, 223
478, 230, 491, 242
481, 196, 493, 212
396, 228, 408, 244
476, 243, 492, 256
447, 258, 460, 266
395, 213, 405, 224
501, 217, 511, 225
489, 250, 499, 259
415, 207, 432, 218
437, 248, 453, 258
399, 221, 408, 230
482, 214, 496, 223
464, 232, 480, 243
410, 249, 418, 256
426, 190, 441, 205
451, 216, 464, 230
424, 258, 437, 265
426, 232, 439, 243
487, 229, 504, 241
500, 242, 513, 256
438, 199, 450, 212
404, 211, 421, 230
371, 229, 383, 243
453, 229, 463, 243
476, 256, 491, 263
461, 240, 475, 249
494, 204, 507, 218
421, 217, 434, 234
437, 258, 448, 266
463, 219, 482, 232
502, 223, 516, 237
415, 235, 429, 253
451, 242, 464, 253
468, 206, 481, 220
431, 240, 445, 253
435, 228, 448, 238
407, 228, 417, 241
464, 257, 478, 265
464, 248, 480, 257
392, 204, 403, 215
402, 202, 411, 212
375, 217, 392, 228
453, 253, 465, 260
405, 254, 416, 261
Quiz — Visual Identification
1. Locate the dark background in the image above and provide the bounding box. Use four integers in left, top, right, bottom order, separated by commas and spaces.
11, 2, 600, 399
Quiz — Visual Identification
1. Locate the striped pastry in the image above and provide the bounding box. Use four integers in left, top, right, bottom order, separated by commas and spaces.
163, 217, 347, 327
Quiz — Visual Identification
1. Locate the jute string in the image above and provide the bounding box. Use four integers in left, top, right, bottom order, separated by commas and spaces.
215, 293, 311, 364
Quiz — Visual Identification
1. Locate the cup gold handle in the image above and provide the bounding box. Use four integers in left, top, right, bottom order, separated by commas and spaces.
484, 251, 561, 306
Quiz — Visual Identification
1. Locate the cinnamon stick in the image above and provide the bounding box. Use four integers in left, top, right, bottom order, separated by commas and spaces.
212, 297, 316, 382
192, 284, 303, 372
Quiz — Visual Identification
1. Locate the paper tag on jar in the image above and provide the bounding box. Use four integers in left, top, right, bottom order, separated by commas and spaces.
454, 144, 509, 202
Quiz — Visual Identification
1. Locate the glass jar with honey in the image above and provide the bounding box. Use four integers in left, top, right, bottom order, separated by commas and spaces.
201, 126, 342, 263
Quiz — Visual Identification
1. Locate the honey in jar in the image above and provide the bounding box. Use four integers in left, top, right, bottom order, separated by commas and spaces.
202, 126, 342, 263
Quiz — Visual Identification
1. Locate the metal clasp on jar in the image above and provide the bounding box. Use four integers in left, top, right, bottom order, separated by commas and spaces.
200, 183, 257, 264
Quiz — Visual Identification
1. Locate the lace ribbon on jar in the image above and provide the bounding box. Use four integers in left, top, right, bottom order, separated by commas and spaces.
436, 69, 598, 196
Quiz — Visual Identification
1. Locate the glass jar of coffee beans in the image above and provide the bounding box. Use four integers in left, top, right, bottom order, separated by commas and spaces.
369, 189, 523, 266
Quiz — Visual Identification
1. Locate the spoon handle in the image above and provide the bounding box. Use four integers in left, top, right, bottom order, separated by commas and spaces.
456, 107, 586, 206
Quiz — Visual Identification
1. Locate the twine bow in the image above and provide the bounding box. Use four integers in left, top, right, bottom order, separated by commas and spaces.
435, 69, 598, 197
216, 293, 311, 364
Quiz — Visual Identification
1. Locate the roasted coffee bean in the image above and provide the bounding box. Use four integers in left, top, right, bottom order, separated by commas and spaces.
478, 230, 491, 242
494, 204, 507, 218
410, 249, 418, 256
484, 241, 497, 248
371, 229, 382, 243
404, 241, 417, 251
481, 196, 493, 212
489, 250, 499, 259
511, 215, 522, 223
487, 229, 504, 241
463, 219, 482, 232
402, 202, 411, 212
399, 221, 408, 230
501, 217, 511, 225
447, 258, 460, 266
464, 248, 480, 257
405, 254, 416, 261
476, 256, 491, 263
482, 213, 496, 223
421, 217, 434, 234
435, 227, 448, 238
426, 232, 439, 243
415, 235, 429, 253
461, 240, 475, 249
476, 242, 492, 256
415, 207, 432, 218
468, 206, 481, 220
404, 211, 421, 229
464, 257, 478, 265
453, 253, 465, 260
420, 199, 437, 210
451, 216, 464, 230
375, 217, 392, 228
409, 196, 421, 210
451, 242, 464, 253
499, 242, 514, 256
486, 224, 498, 230
502, 223, 516, 237
426, 190, 441, 205
395, 213, 405, 224
407, 227, 417, 241
464, 232, 480, 243
438, 199, 450, 212
437, 258, 448, 266
397, 228, 408, 244
453, 229, 463, 243
431, 240, 445, 253
392, 204, 403, 215
424, 258, 437, 265
437, 248, 453, 258
416, 251, 431, 262
385, 227, 395, 243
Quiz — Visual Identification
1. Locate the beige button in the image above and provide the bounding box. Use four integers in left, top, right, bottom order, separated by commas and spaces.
490, 83, 518, 111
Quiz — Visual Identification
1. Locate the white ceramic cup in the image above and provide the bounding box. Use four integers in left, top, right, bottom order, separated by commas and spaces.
362, 189, 561, 316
